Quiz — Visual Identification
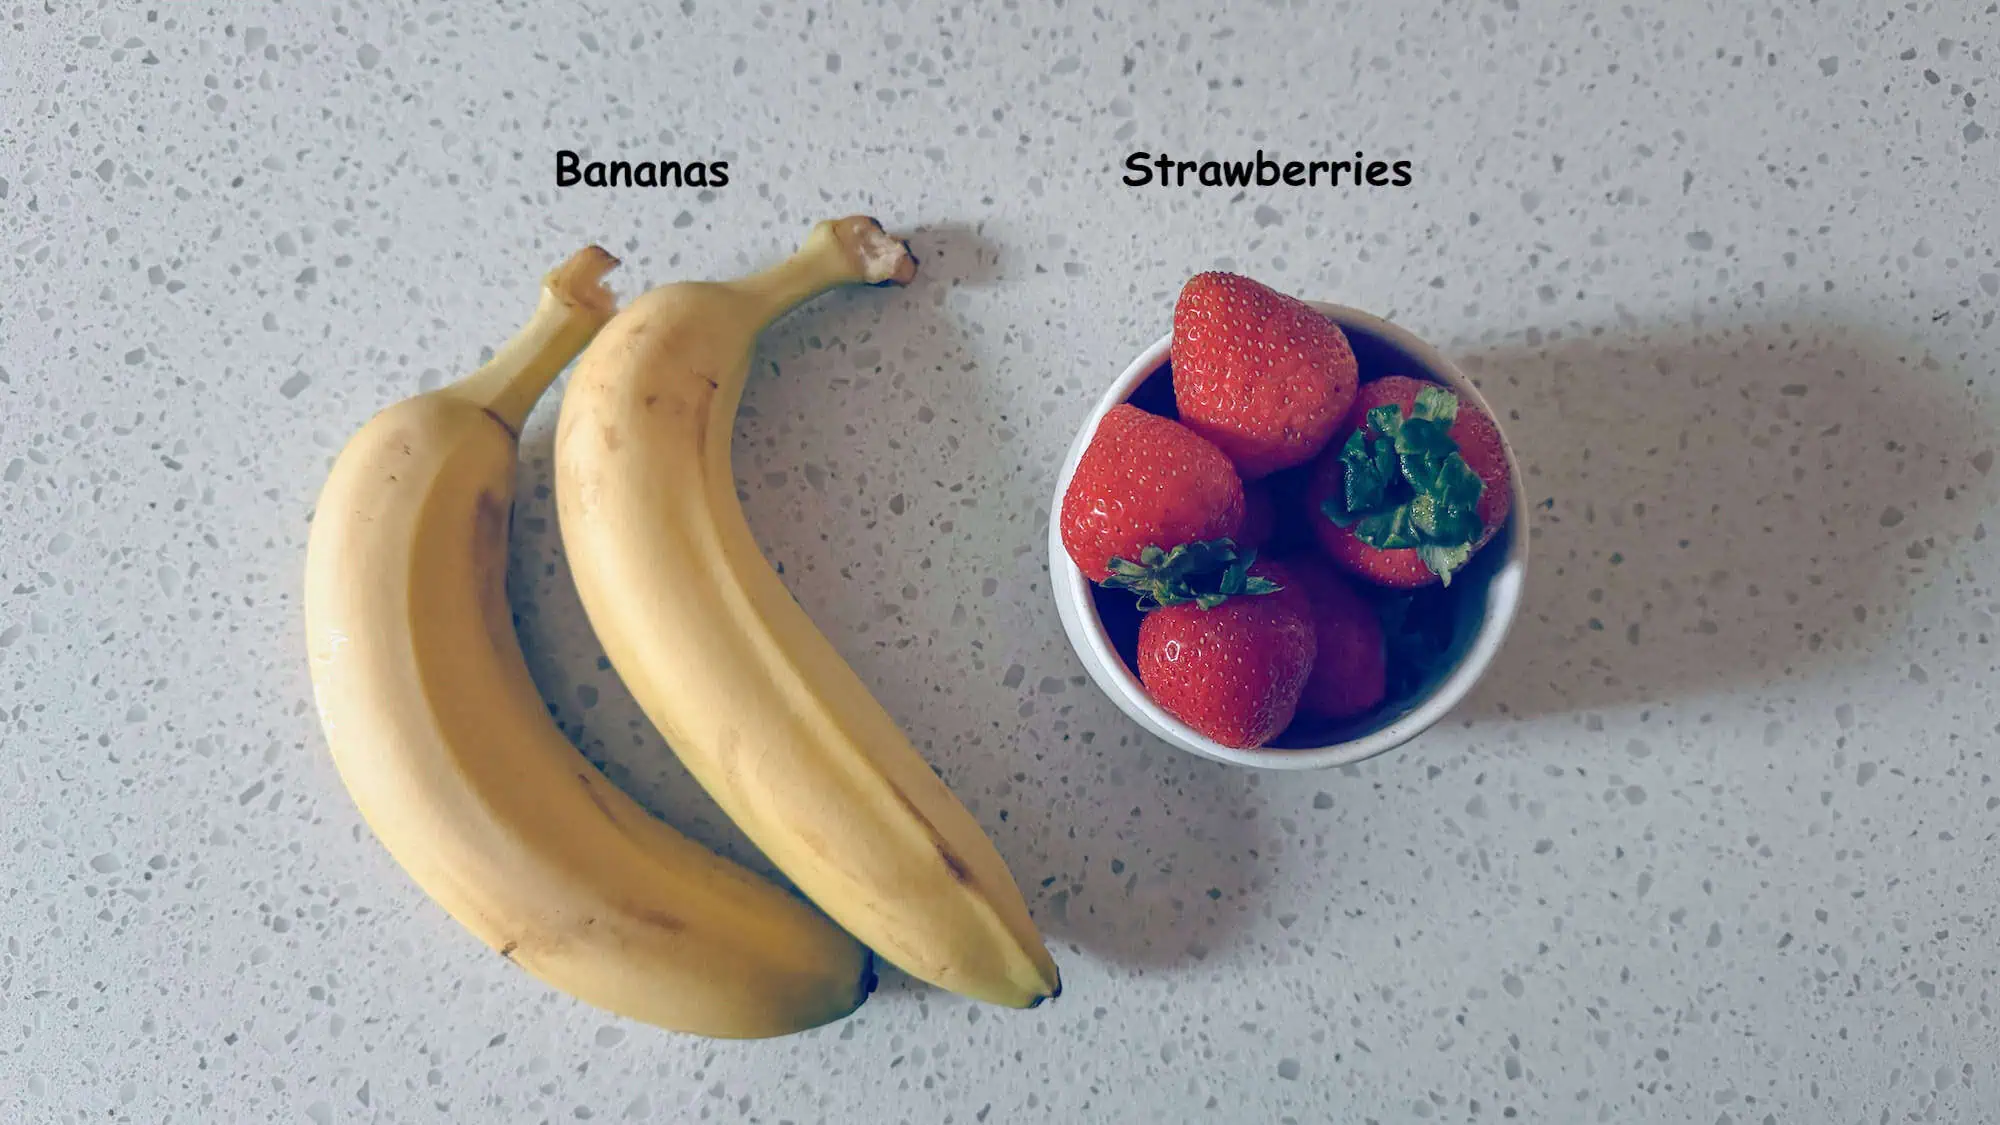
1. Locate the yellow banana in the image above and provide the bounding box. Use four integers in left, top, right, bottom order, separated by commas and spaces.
304, 247, 872, 1039
554, 217, 1061, 1008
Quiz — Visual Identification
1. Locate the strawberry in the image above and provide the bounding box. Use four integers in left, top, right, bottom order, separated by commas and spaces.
1136, 561, 1316, 749
1060, 404, 1245, 583
1171, 272, 1359, 480
1307, 375, 1512, 588
1280, 554, 1387, 721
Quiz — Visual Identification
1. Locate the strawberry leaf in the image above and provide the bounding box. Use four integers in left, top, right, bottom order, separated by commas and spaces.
1410, 384, 1460, 425
1354, 506, 1421, 550
1416, 543, 1475, 587
1218, 559, 1246, 596
1100, 538, 1282, 611
1366, 403, 1406, 441
1320, 384, 1489, 583
1328, 429, 1393, 521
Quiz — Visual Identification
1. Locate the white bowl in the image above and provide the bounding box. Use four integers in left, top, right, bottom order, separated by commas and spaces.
1048, 301, 1529, 771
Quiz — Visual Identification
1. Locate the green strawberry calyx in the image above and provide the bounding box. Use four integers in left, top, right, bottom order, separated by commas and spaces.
1100, 538, 1280, 611
1320, 385, 1486, 585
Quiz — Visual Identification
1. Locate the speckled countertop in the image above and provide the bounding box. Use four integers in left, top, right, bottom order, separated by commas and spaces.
5, 2, 2000, 1121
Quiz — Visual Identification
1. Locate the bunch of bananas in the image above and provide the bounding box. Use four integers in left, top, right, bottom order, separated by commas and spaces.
304, 218, 1060, 1039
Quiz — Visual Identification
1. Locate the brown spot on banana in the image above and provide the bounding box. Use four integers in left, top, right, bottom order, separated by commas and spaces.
473, 490, 511, 543
935, 845, 973, 886
687, 379, 717, 457
885, 783, 978, 888
630, 909, 687, 935
499, 941, 518, 960
479, 406, 520, 439
602, 425, 620, 451
576, 772, 617, 820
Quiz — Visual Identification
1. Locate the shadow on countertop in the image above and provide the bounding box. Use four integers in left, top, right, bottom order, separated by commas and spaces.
1449, 313, 1996, 725
996, 305, 2000, 976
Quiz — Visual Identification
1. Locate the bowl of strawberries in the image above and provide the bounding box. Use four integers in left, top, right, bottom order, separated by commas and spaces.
1050, 273, 1528, 770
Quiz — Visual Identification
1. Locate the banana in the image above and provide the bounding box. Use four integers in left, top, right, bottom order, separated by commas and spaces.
304, 247, 872, 1040
554, 217, 1062, 1008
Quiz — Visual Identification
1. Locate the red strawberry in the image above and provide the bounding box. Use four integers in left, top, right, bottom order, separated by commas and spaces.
1237, 483, 1276, 552
1136, 561, 1316, 749
1281, 554, 1387, 720
1307, 375, 1513, 588
1171, 272, 1360, 480
1060, 404, 1245, 583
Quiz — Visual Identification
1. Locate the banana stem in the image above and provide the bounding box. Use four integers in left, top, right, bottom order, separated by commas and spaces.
444, 246, 621, 435
720, 217, 919, 327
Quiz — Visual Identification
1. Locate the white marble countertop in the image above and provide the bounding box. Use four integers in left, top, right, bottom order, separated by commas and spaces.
6, 2, 2000, 1120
